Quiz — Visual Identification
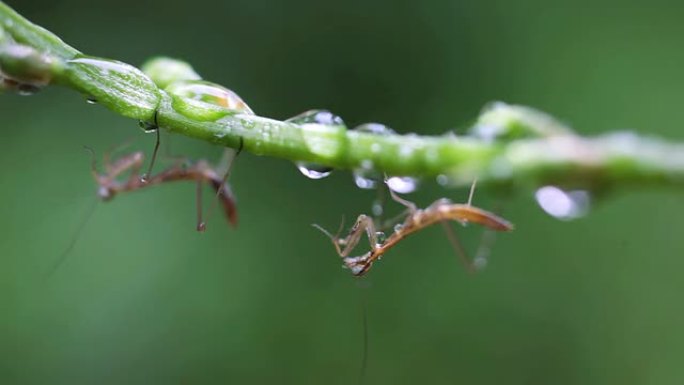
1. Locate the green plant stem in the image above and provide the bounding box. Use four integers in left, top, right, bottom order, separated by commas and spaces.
2, 1, 684, 192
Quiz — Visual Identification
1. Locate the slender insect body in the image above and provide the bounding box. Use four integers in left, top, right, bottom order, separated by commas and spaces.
320, 190, 514, 276
93, 150, 239, 227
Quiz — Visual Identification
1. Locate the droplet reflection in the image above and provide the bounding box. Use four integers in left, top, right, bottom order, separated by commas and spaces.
535, 186, 590, 220
296, 162, 333, 179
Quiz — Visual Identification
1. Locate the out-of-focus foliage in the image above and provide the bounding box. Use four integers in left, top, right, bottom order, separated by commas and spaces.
1, 0, 683, 384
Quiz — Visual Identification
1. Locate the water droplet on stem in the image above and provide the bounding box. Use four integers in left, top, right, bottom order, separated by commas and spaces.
296, 162, 333, 179
535, 186, 590, 220
386, 176, 419, 194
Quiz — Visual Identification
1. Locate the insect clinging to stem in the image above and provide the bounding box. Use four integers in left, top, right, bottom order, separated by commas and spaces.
315, 179, 514, 276
90, 140, 243, 230
46, 142, 243, 277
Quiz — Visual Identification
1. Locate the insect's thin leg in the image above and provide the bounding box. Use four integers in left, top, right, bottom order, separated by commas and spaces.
472, 229, 497, 270
440, 221, 476, 274
199, 138, 244, 232
313, 215, 346, 255
471, 201, 504, 270
196, 180, 205, 231
388, 188, 417, 213
45, 198, 99, 279
82, 146, 99, 179
467, 178, 478, 207
124, 153, 145, 186
338, 215, 378, 257
103, 138, 133, 173
357, 281, 370, 385
141, 111, 161, 183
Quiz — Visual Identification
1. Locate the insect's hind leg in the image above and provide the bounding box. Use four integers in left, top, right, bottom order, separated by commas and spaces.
198, 138, 244, 232
387, 187, 417, 213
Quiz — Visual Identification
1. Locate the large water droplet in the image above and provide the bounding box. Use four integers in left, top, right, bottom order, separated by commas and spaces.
296, 162, 333, 179
166, 80, 253, 122
170, 80, 253, 113
286, 110, 347, 159
386, 176, 419, 194
535, 186, 590, 220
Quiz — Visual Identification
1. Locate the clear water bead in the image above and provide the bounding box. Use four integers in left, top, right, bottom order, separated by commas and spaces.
296, 162, 333, 179
386, 176, 419, 194
286, 109, 345, 126
353, 123, 396, 136
535, 186, 590, 220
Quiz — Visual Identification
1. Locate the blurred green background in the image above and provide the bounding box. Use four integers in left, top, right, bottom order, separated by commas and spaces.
2, 0, 684, 384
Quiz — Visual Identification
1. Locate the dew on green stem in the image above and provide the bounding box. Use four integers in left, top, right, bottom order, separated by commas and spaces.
386, 176, 419, 194
535, 185, 590, 220
296, 162, 333, 179
286, 109, 347, 160
354, 122, 396, 136
286, 110, 344, 127
85, 97, 97, 104
349, 123, 397, 189
66, 56, 160, 120
353, 160, 381, 190
167, 80, 253, 122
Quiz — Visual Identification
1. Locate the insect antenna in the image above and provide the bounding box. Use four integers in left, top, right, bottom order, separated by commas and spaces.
45, 147, 102, 278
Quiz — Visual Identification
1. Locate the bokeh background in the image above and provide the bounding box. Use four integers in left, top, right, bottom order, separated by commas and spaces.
2, 0, 684, 384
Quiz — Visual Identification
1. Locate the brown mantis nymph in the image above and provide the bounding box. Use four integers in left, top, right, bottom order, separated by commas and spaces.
316, 185, 514, 276
91, 146, 240, 230
47, 144, 242, 277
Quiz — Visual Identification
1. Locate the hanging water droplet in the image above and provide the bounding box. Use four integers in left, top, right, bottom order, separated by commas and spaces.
353, 123, 396, 136
534, 186, 590, 221
371, 200, 384, 217
353, 173, 379, 189
386, 176, 419, 194
16, 83, 41, 96
138, 120, 157, 133
352, 159, 381, 190
436, 174, 450, 186
286, 110, 347, 159
86, 97, 97, 104
295, 162, 333, 179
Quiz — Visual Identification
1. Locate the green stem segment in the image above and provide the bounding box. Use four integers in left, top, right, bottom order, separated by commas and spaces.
1, 1, 684, 192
